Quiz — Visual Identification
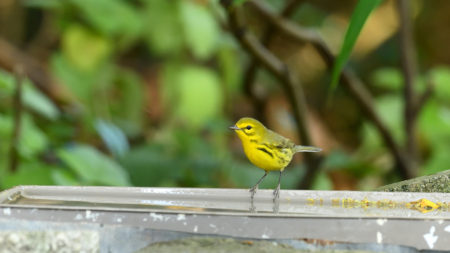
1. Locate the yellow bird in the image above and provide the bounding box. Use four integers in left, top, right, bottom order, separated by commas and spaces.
229, 117, 321, 201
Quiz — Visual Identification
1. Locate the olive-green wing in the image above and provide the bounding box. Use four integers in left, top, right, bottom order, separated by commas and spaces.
264, 129, 321, 154
263, 129, 295, 148
261, 129, 296, 159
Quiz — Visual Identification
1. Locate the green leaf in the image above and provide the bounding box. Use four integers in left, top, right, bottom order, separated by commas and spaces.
321, 150, 353, 170
0, 113, 13, 157
23, 80, 60, 120
51, 52, 115, 110
218, 46, 242, 94
57, 144, 131, 186
25, 0, 62, 9
51, 169, 79, 186
422, 143, 450, 176
0, 70, 59, 119
232, 0, 247, 6
120, 145, 182, 187
2, 163, 54, 189
95, 119, 129, 157
375, 95, 404, 142
180, 1, 219, 59
67, 0, 142, 47
109, 69, 144, 136
291, 3, 327, 27
371, 67, 403, 91
361, 95, 404, 149
0, 68, 15, 95
19, 115, 48, 158
330, 0, 383, 91
62, 24, 112, 71
0, 161, 6, 189
51, 53, 91, 101
0, 114, 48, 159
430, 66, 450, 101
162, 63, 224, 129
161, 62, 182, 108
360, 123, 382, 149
419, 101, 450, 145
142, 0, 183, 55
174, 66, 224, 128
311, 171, 333, 190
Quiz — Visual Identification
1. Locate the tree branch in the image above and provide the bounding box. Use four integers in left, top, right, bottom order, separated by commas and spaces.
414, 77, 433, 115
243, 0, 305, 123
220, 0, 322, 189
247, 0, 414, 179
9, 66, 24, 173
0, 38, 71, 110
397, 0, 418, 175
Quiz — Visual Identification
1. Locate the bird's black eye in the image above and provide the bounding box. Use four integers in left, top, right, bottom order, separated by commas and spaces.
246, 125, 252, 130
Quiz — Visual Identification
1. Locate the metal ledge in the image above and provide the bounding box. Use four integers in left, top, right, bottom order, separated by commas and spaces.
0, 185, 449, 218
1, 186, 450, 251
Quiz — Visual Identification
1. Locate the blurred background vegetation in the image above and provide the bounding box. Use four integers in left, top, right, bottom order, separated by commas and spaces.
0, 0, 449, 191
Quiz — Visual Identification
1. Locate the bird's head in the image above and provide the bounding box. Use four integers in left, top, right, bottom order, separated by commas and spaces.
229, 117, 266, 142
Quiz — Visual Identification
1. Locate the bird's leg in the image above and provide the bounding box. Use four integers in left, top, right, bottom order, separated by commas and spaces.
250, 171, 268, 199
249, 196, 256, 213
273, 170, 283, 203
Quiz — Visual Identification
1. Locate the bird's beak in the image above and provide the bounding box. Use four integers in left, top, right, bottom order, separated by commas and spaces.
229, 125, 240, 130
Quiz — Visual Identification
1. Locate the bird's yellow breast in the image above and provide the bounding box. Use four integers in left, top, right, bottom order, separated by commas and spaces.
241, 140, 292, 171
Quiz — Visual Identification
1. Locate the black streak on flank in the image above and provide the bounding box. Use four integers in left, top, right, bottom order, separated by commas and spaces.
249, 139, 257, 143
257, 147, 274, 158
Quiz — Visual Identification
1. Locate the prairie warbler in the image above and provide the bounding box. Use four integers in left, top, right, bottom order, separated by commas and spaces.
230, 117, 321, 202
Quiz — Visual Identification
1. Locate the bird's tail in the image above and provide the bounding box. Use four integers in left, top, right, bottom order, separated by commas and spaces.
294, 145, 322, 153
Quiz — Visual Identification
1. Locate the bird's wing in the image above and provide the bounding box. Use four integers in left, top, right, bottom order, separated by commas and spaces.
262, 129, 296, 151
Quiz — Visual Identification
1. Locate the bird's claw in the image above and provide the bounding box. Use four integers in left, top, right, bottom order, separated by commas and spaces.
273, 187, 280, 203
249, 185, 258, 199
249, 198, 256, 213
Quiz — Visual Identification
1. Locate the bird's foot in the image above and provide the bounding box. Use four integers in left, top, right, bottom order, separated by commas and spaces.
272, 186, 280, 203
249, 198, 256, 213
272, 201, 279, 214
249, 185, 258, 199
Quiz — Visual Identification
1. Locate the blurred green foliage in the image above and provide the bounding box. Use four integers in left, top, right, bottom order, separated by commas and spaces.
1, 0, 305, 191
0, 0, 449, 191
359, 65, 450, 179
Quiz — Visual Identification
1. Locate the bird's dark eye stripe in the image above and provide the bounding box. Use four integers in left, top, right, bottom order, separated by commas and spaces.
257, 147, 274, 158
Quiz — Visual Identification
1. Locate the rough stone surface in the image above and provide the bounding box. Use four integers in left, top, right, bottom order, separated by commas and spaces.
136, 237, 377, 253
0, 230, 99, 253
377, 170, 450, 192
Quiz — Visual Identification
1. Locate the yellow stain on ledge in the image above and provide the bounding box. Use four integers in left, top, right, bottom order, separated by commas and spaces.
407, 198, 440, 213
307, 197, 446, 214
